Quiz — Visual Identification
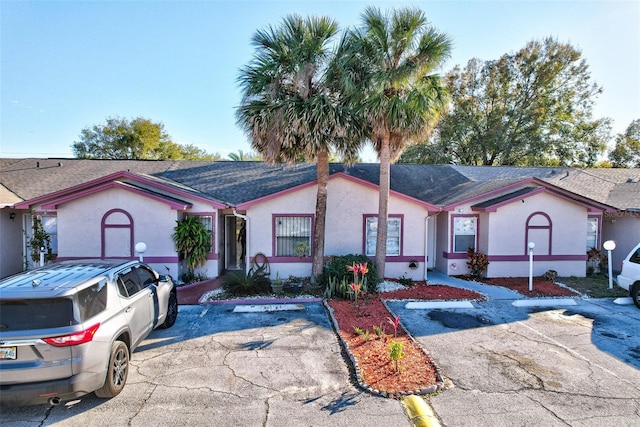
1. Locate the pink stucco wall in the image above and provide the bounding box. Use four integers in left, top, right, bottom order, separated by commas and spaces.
245, 175, 434, 281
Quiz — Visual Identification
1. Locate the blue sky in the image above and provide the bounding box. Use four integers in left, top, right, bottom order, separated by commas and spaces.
1, 0, 638, 161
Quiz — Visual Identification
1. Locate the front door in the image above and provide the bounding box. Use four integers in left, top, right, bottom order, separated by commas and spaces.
224, 216, 246, 270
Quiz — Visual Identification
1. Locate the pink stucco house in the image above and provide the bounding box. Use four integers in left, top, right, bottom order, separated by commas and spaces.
1, 158, 638, 282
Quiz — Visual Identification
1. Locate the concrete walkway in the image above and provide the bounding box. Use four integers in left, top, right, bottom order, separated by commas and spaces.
425, 270, 524, 300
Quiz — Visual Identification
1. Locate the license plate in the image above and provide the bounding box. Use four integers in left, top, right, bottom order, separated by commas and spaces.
0, 346, 17, 360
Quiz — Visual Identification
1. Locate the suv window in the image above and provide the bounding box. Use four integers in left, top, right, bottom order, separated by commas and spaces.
117, 270, 142, 298
134, 266, 157, 288
630, 247, 640, 264
76, 280, 108, 321
0, 298, 76, 331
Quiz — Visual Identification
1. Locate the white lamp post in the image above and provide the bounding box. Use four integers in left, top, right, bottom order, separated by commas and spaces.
528, 242, 536, 291
603, 240, 616, 289
135, 242, 147, 262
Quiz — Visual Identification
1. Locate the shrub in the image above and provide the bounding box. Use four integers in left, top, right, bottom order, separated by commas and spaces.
466, 247, 489, 279
320, 254, 378, 293
222, 268, 270, 295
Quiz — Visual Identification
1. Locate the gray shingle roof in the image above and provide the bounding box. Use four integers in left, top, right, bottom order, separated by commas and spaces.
1, 158, 639, 211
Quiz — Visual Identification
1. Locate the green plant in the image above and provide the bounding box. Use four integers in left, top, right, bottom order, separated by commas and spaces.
172, 216, 212, 278
28, 213, 53, 265
467, 247, 489, 279
293, 241, 310, 257
397, 276, 413, 286
221, 267, 270, 295
373, 325, 384, 338
353, 326, 370, 342
389, 341, 404, 372
321, 254, 378, 293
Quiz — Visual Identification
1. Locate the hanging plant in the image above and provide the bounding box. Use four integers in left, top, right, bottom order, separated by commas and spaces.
28, 213, 53, 265
172, 216, 212, 278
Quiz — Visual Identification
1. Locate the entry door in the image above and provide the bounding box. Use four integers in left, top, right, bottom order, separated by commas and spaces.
224, 216, 245, 270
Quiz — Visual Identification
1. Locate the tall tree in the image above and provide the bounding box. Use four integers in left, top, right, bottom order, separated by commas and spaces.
72, 116, 219, 160
609, 119, 640, 168
236, 15, 365, 280
347, 7, 451, 279
399, 38, 611, 166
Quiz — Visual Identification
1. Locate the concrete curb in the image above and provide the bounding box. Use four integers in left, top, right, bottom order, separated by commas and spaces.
403, 395, 441, 427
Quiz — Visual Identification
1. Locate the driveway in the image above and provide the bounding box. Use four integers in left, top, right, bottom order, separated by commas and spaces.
387, 274, 640, 426
1, 302, 409, 427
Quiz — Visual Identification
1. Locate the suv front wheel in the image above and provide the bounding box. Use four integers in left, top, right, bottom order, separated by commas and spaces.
95, 340, 129, 398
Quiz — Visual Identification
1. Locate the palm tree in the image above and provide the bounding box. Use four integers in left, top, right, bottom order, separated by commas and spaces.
348, 7, 452, 279
236, 15, 365, 281
228, 149, 260, 161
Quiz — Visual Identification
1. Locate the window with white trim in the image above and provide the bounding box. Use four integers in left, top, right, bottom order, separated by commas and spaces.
195, 215, 214, 253
275, 216, 312, 257
42, 215, 58, 255
586, 217, 598, 252
453, 216, 477, 252
365, 216, 401, 257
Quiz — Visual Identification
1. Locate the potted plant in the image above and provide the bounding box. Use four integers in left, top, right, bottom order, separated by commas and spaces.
293, 241, 310, 257
172, 216, 211, 283
271, 272, 284, 294
286, 275, 304, 294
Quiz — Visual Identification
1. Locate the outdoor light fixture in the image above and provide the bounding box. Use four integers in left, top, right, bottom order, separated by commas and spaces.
528, 242, 535, 291
9, 213, 16, 221
135, 242, 147, 262
603, 240, 616, 289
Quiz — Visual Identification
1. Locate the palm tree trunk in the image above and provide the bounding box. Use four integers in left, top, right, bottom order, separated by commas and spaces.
311, 149, 329, 282
376, 138, 391, 280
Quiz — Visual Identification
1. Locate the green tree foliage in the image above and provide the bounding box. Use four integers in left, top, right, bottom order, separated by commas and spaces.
236, 15, 366, 280
609, 119, 640, 168
227, 149, 261, 161
345, 7, 451, 278
399, 38, 611, 167
72, 116, 219, 160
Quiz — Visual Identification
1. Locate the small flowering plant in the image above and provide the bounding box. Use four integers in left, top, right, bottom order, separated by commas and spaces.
387, 315, 400, 337
346, 262, 368, 305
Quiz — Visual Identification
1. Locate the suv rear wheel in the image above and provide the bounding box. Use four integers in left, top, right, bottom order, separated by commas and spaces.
631, 283, 640, 309
95, 340, 129, 398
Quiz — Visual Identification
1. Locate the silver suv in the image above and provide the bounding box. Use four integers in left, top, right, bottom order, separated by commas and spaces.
617, 243, 640, 309
0, 260, 178, 406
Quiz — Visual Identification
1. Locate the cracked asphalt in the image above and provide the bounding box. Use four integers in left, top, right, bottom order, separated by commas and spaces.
4, 293, 640, 426
387, 297, 640, 426
1, 303, 409, 426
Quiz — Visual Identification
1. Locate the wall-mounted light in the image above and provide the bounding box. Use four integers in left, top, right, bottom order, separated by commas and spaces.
408, 260, 418, 269
9, 213, 16, 221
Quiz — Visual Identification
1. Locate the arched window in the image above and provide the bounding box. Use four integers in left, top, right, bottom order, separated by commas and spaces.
525, 212, 552, 255
101, 209, 134, 258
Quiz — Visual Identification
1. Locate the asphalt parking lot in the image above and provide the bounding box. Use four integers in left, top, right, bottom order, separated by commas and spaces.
387, 297, 640, 426
1, 303, 409, 427
3, 284, 640, 426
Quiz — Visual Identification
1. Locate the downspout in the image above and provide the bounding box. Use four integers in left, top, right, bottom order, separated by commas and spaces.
232, 209, 249, 273
425, 210, 442, 282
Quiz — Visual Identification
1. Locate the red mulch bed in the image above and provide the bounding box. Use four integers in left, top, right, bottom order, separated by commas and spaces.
326, 282, 484, 396
481, 276, 579, 297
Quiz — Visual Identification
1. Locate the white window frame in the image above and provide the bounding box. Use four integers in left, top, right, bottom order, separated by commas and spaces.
365, 216, 401, 257
453, 215, 477, 253
586, 217, 599, 252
